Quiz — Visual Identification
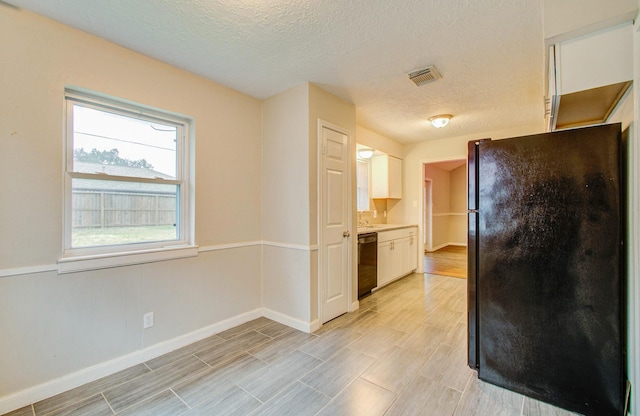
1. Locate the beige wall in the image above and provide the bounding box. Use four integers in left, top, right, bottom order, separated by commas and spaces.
424, 164, 450, 249
449, 165, 467, 246
424, 165, 451, 214
450, 165, 466, 212
261, 83, 356, 326
355, 125, 404, 159
261, 84, 313, 324
262, 84, 310, 246
0, 7, 263, 401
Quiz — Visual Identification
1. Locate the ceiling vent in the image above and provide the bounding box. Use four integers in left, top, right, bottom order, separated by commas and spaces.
408, 65, 442, 86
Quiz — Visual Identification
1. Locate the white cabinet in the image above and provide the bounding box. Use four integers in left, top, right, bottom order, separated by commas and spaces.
547, 22, 633, 130
377, 227, 417, 287
408, 232, 418, 271
372, 155, 402, 199
377, 240, 394, 286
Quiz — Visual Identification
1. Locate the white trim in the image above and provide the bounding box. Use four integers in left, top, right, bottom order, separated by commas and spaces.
0, 308, 262, 415
0, 264, 57, 278
57, 245, 199, 274
262, 308, 314, 333
262, 241, 319, 251
309, 319, 321, 333
424, 178, 432, 252
629, 14, 640, 416
198, 241, 262, 252
628, 116, 639, 415
0, 241, 293, 278
351, 300, 359, 312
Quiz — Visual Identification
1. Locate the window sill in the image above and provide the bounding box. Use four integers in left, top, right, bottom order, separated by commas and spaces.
57, 245, 199, 274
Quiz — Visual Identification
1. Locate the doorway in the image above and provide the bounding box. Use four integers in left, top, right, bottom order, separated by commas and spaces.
423, 159, 467, 278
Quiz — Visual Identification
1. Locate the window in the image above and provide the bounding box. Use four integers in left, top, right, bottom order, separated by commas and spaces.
356, 159, 370, 211
60, 89, 194, 272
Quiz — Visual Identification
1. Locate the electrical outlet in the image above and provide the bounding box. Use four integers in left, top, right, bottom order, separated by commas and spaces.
143, 312, 154, 329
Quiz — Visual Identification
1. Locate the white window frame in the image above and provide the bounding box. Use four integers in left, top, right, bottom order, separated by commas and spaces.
58, 88, 196, 273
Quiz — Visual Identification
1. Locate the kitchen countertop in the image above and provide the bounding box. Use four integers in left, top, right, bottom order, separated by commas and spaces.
357, 224, 418, 235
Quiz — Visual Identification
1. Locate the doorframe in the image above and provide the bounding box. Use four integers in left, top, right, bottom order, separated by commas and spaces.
628, 16, 640, 415
316, 119, 353, 327
417, 155, 466, 273
424, 178, 433, 251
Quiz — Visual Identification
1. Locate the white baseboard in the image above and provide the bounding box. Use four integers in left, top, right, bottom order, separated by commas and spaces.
0, 308, 263, 415
0, 306, 323, 414
350, 300, 359, 312
309, 319, 321, 333
262, 308, 313, 333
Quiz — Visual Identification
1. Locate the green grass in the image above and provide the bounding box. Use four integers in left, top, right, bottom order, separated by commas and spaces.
72, 225, 177, 247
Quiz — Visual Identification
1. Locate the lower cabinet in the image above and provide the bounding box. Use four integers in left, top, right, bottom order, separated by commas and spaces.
377, 227, 418, 287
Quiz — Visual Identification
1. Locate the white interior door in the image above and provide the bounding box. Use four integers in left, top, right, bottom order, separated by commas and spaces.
319, 122, 350, 324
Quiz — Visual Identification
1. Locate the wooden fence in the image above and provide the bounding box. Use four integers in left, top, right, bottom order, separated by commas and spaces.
73, 190, 176, 228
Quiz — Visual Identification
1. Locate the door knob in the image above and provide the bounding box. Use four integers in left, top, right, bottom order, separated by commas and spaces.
343, 231, 350, 238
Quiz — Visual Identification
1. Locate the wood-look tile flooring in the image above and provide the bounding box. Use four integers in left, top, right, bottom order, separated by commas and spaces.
5, 273, 579, 416
424, 245, 467, 278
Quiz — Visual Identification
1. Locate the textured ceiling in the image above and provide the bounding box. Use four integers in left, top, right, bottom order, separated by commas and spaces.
4, 0, 545, 143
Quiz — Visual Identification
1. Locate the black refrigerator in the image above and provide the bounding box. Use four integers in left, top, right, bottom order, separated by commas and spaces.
467, 123, 627, 416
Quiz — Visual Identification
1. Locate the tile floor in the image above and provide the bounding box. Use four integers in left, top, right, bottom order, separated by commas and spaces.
4, 273, 579, 416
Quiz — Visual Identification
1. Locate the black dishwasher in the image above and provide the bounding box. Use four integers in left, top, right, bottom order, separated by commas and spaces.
357, 232, 378, 298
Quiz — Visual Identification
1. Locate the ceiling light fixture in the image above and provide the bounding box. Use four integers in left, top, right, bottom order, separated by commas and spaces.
357, 148, 374, 159
429, 114, 452, 128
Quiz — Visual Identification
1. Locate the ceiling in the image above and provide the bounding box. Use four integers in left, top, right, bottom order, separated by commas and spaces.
4, 0, 546, 144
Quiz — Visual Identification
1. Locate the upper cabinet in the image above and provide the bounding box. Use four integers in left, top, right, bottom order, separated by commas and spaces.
372, 154, 402, 199
547, 21, 633, 131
